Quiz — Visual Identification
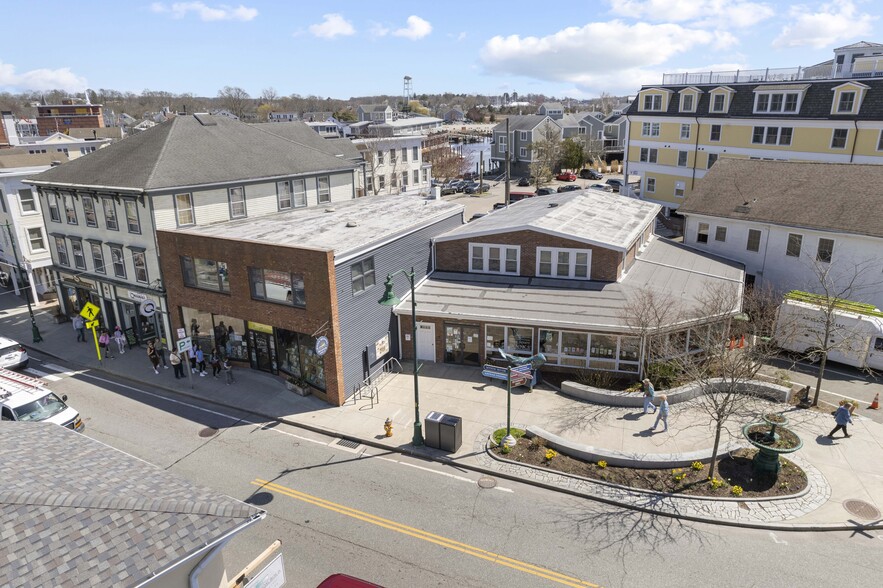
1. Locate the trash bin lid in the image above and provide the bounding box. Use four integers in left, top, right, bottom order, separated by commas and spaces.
441, 415, 461, 425
425, 411, 445, 422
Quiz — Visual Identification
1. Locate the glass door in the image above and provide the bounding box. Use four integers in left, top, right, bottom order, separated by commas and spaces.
444, 325, 481, 365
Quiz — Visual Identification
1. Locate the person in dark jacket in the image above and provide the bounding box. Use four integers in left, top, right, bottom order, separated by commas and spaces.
828, 401, 854, 438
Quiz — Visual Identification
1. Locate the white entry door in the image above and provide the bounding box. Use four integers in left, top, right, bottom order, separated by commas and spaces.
416, 322, 436, 362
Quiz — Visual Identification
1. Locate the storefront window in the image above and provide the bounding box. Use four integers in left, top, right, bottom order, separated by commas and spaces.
298, 332, 326, 390
539, 330, 559, 355
485, 325, 505, 351
276, 329, 302, 376
182, 307, 216, 352
507, 327, 533, 355
216, 316, 246, 360
589, 334, 617, 370
560, 332, 588, 367
619, 337, 640, 372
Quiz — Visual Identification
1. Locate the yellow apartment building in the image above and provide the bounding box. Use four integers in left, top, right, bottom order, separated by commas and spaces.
623, 41, 883, 211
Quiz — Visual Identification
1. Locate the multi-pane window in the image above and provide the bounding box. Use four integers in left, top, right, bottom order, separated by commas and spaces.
786, 233, 803, 257
377, 150, 384, 164
366, 176, 374, 193
277, 181, 292, 209
413, 169, 420, 184
378, 175, 386, 190
646, 177, 656, 192
71, 240, 86, 270
639, 148, 658, 163
124, 200, 140, 233
54, 237, 68, 266
674, 181, 685, 198
248, 267, 306, 306
82, 196, 97, 227
318, 176, 331, 203
350, 257, 375, 294
229, 186, 246, 218
709, 125, 721, 141
401, 148, 407, 162
519, 147, 528, 158
752, 126, 793, 145
520, 131, 528, 141
422, 169, 428, 182
677, 151, 688, 167
412, 146, 419, 160
90, 242, 105, 274
697, 223, 709, 244
837, 91, 856, 113
175, 193, 195, 225
537, 248, 590, 279
391, 173, 398, 188
681, 94, 694, 111
401, 171, 408, 187
27, 228, 44, 251
707, 153, 718, 168
390, 149, 397, 164
181, 256, 229, 292
18, 188, 36, 213
63, 193, 77, 224
711, 94, 725, 112
779, 127, 793, 145
747, 229, 761, 252
641, 122, 660, 137
817, 238, 834, 263
469, 244, 519, 274
47, 193, 61, 222
110, 246, 126, 278
293, 179, 307, 207
131, 250, 148, 283
715, 226, 727, 242
755, 92, 799, 113
103, 198, 118, 230
831, 128, 849, 149
680, 123, 691, 139
642, 94, 662, 110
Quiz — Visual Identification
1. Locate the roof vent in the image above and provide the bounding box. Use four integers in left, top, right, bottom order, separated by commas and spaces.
734, 205, 751, 213
548, 203, 559, 208
325, 207, 336, 213
193, 113, 216, 126
346, 221, 358, 228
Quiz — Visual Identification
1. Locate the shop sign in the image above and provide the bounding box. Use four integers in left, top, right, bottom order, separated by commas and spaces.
248, 321, 274, 334
315, 336, 329, 357
128, 291, 148, 302
177, 328, 186, 339
374, 334, 389, 358
139, 300, 157, 317
177, 337, 192, 354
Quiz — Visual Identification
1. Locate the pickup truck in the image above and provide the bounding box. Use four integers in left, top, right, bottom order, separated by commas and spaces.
0, 367, 84, 431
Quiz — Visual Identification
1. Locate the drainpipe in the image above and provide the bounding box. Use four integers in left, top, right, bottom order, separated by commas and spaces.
622, 115, 630, 188
690, 116, 701, 191
849, 119, 858, 163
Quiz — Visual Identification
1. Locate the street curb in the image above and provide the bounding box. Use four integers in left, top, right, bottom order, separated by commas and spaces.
29, 345, 883, 533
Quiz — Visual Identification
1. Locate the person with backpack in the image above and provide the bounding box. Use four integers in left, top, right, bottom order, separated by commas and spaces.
113, 326, 126, 355
72, 315, 86, 342
169, 349, 184, 379
98, 328, 114, 359
210, 347, 222, 378
195, 344, 207, 376
147, 339, 161, 375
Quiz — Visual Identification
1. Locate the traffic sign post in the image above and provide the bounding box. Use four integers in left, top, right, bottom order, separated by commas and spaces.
79, 302, 100, 322
177, 337, 194, 389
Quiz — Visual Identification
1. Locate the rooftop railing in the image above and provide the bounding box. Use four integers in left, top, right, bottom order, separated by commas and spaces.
661, 62, 882, 85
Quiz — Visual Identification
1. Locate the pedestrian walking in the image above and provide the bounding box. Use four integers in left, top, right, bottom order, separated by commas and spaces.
223, 358, 235, 385
210, 348, 222, 378
650, 394, 669, 432
170, 349, 185, 379
72, 315, 86, 342
188, 345, 198, 373
147, 339, 161, 375
827, 401, 854, 438
98, 328, 114, 359
154, 337, 168, 368
113, 326, 126, 354
195, 345, 207, 376
642, 378, 657, 414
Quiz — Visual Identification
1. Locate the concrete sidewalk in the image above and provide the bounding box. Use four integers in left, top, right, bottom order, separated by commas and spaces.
3, 296, 882, 530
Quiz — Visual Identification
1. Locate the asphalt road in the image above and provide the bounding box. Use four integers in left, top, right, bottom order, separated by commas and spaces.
28, 351, 882, 588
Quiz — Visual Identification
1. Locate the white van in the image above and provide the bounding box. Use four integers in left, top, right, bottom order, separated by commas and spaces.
774, 291, 883, 371
0, 368, 84, 431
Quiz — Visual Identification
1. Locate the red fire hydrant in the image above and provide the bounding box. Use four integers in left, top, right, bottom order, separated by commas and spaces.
384, 418, 393, 437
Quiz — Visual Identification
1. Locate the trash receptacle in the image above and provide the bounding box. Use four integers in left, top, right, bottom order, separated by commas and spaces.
438, 414, 462, 453
424, 411, 444, 449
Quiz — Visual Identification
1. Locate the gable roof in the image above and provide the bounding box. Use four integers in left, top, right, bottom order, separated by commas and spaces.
492, 114, 560, 133
834, 41, 883, 51
360, 104, 391, 113
26, 115, 356, 193
679, 158, 883, 239
435, 191, 659, 251
539, 102, 564, 111
0, 423, 263, 587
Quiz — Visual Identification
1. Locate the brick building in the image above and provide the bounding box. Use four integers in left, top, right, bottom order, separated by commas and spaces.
36, 98, 105, 136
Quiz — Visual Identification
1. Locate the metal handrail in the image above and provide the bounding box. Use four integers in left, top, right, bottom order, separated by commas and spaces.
351, 357, 403, 405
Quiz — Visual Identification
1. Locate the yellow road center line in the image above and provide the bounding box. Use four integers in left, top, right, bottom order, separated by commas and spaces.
252, 479, 599, 588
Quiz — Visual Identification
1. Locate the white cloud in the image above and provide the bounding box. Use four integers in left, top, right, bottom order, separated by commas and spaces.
150, 2, 258, 22
0, 61, 87, 92
610, 0, 775, 28
773, 1, 875, 48
309, 13, 355, 39
481, 20, 716, 91
369, 21, 390, 38
392, 15, 432, 40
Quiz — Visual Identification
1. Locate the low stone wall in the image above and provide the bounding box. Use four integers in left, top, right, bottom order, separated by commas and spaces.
526, 425, 746, 469
560, 378, 791, 407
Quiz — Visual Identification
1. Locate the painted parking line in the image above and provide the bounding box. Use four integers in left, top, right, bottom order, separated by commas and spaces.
375, 456, 514, 493
253, 479, 597, 588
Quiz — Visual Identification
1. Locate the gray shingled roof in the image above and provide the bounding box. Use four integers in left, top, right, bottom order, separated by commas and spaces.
27, 114, 356, 192
0, 423, 263, 587
492, 115, 559, 133
679, 158, 883, 239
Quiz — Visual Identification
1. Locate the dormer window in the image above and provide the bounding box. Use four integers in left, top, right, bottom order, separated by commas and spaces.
753, 90, 802, 114
711, 94, 725, 112
830, 82, 868, 115
838, 92, 855, 112
681, 94, 694, 112
643, 94, 662, 111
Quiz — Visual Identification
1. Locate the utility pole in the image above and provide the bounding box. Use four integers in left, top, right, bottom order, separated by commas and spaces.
3, 221, 43, 343
504, 118, 510, 206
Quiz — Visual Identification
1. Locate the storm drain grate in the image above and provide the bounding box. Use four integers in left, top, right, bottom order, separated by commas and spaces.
843, 499, 881, 520
477, 476, 497, 489
335, 438, 361, 450
199, 427, 219, 438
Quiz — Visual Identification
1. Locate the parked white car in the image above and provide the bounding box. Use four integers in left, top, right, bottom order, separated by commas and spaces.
0, 336, 29, 370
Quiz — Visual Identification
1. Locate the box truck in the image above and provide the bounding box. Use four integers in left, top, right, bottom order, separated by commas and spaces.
774, 291, 883, 370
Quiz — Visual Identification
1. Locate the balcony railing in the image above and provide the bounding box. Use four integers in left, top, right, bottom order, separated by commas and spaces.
661, 62, 883, 85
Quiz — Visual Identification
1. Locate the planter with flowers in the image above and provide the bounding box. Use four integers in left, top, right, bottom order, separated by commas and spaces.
286, 375, 311, 396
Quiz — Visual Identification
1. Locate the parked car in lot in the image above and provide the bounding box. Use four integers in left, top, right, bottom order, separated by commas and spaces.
605, 178, 625, 192
440, 184, 457, 195
579, 168, 602, 180
556, 172, 577, 182
590, 183, 614, 192
557, 184, 582, 193
465, 182, 490, 194
0, 336, 28, 370
535, 187, 556, 196
517, 176, 531, 187
454, 180, 469, 192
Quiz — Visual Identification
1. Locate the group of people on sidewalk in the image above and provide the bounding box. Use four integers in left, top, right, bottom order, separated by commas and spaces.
165, 343, 235, 385
642, 378, 669, 432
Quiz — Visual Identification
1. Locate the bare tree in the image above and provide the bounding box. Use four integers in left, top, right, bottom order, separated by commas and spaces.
619, 287, 680, 377
217, 86, 251, 119
529, 120, 562, 188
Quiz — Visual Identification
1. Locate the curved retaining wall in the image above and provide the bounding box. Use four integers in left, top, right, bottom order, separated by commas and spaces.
560, 378, 791, 407
526, 425, 747, 469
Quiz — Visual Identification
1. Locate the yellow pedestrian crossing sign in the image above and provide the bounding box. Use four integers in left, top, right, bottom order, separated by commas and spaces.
80, 302, 100, 321
85, 320, 99, 329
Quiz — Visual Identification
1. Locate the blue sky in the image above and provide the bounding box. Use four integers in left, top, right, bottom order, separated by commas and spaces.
1, 1, 882, 100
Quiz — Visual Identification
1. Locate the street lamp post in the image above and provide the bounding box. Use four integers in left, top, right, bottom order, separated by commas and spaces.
3, 221, 43, 343
379, 266, 424, 447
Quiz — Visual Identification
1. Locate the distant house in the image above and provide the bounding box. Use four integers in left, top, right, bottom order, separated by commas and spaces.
490, 115, 563, 176
14, 117, 38, 138
601, 113, 627, 154
357, 104, 394, 123
537, 102, 565, 119
35, 95, 105, 136
443, 107, 465, 123
302, 111, 333, 122
352, 135, 431, 196
269, 111, 299, 122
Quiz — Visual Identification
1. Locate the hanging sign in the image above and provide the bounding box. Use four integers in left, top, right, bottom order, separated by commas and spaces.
315, 336, 329, 357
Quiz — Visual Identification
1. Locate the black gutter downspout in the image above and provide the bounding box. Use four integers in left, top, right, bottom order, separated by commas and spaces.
690, 116, 701, 191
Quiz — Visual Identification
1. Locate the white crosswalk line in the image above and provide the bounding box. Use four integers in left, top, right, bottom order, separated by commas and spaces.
42, 363, 86, 377
24, 368, 62, 381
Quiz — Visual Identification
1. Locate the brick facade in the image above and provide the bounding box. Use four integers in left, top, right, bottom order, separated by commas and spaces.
156, 230, 347, 405
36, 103, 105, 136
435, 229, 624, 282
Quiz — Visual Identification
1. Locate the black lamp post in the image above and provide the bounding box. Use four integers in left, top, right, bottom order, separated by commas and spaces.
3, 221, 42, 343
379, 266, 423, 447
